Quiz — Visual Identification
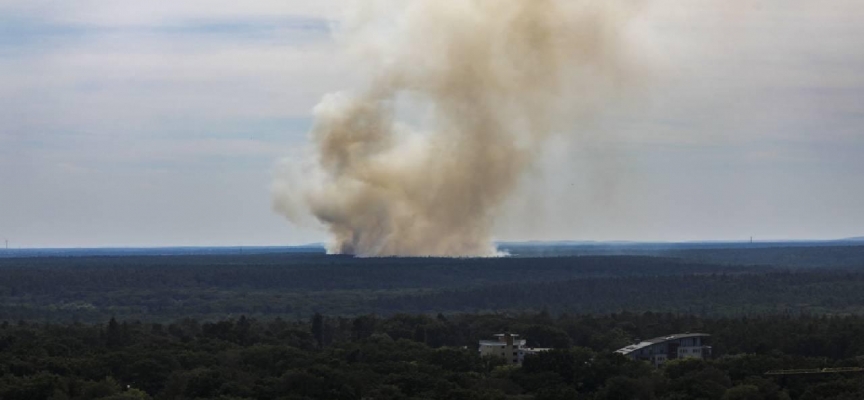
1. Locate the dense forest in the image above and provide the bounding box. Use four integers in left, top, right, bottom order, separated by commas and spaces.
2, 246, 863, 399
501, 244, 864, 269
1, 248, 863, 322
2, 312, 864, 400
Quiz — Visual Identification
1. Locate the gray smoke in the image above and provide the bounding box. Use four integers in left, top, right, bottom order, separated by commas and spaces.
273, 0, 641, 257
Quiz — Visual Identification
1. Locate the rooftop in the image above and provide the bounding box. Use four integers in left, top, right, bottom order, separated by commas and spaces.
479, 340, 527, 347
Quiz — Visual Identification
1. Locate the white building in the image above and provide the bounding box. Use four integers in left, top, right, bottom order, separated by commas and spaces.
615, 333, 712, 367
478, 333, 549, 365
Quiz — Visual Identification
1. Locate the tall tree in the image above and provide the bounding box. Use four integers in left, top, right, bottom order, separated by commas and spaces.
312, 313, 324, 349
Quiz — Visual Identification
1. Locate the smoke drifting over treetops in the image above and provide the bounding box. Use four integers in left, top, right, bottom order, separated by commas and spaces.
273, 0, 644, 257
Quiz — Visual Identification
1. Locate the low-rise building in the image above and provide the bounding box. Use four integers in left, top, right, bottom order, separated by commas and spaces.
615, 333, 712, 367
478, 333, 549, 365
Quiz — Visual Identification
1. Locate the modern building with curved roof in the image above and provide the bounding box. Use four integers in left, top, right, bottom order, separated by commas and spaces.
615, 333, 712, 367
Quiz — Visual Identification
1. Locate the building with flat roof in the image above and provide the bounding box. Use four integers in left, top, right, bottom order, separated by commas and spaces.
478, 333, 549, 365
615, 333, 712, 367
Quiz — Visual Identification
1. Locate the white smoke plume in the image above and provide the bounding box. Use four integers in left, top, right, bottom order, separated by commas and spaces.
273, 0, 643, 257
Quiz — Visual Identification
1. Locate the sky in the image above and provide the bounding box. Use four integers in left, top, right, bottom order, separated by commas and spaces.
0, 0, 862, 248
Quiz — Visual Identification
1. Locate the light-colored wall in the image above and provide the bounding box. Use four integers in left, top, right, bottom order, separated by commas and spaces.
479, 335, 530, 365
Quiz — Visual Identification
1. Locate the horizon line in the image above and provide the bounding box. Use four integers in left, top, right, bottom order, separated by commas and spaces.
2, 237, 863, 251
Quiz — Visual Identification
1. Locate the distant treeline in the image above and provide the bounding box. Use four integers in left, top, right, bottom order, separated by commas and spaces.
2, 252, 864, 322
2, 312, 864, 399
0, 254, 761, 292
505, 244, 864, 269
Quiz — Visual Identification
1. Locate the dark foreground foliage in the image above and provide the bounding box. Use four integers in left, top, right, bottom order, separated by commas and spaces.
2, 312, 864, 400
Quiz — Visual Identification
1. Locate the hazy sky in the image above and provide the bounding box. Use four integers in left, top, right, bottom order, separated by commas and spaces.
0, 0, 862, 248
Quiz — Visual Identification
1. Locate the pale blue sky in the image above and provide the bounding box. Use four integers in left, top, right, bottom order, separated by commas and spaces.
0, 0, 862, 247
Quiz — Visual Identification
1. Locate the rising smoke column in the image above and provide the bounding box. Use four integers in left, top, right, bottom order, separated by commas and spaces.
273, 0, 639, 257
